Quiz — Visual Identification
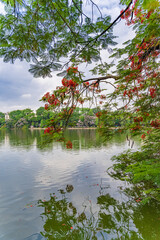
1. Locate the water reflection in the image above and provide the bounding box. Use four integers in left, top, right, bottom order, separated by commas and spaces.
0, 129, 159, 240
0, 129, 128, 151
0, 129, 5, 145
38, 185, 160, 240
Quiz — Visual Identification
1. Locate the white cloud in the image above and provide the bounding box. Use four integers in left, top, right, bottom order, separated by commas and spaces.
21, 93, 32, 98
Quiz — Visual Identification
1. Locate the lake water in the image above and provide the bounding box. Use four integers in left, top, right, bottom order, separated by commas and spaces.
0, 129, 159, 240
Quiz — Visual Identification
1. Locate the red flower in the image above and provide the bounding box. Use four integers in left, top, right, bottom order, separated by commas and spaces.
120, 9, 125, 19
83, 81, 89, 87
67, 66, 78, 74
100, 95, 106, 99
151, 120, 160, 128
66, 141, 72, 149
149, 87, 156, 98
134, 117, 143, 122
54, 99, 60, 106
44, 127, 51, 134
78, 98, 84, 104
42, 92, 50, 100
44, 92, 50, 98
141, 134, 146, 139
96, 112, 102, 118
68, 79, 77, 88
62, 78, 69, 87
123, 90, 127, 96
44, 104, 49, 110
131, 125, 141, 131
48, 94, 55, 105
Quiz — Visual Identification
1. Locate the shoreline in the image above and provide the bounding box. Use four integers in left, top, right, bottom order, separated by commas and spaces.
29, 127, 97, 130
1, 127, 124, 130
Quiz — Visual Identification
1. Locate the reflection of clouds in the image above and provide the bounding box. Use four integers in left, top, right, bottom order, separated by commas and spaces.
35, 137, 132, 189
35, 150, 91, 186
0, 130, 139, 240
34, 144, 130, 214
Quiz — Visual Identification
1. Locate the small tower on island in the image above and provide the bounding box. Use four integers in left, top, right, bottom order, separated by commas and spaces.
5, 112, 10, 121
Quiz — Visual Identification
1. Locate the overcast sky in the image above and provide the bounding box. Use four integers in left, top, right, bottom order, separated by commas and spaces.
0, 0, 134, 113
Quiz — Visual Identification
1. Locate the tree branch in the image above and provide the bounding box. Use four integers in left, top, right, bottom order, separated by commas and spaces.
70, 0, 133, 61
94, 0, 133, 41
83, 74, 119, 82
52, 2, 78, 38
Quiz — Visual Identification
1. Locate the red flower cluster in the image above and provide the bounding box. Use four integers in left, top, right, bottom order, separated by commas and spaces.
78, 98, 84, 104
90, 81, 99, 90
143, 112, 149, 117
69, 79, 77, 88
67, 66, 78, 74
62, 78, 78, 88
96, 89, 101, 93
100, 95, 106, 99
62, 78, 69, 87
96, 112, 102, 118
43, 92, 50, 98
44, 127, 52, 134
42, 92, 60, 107
120, 9, 132, 20
83, 81, 89, 87
134, 117, 143, 122
131, 125, 141, 131
123, 90, 127, 96
66, 140, 72, 149
135, 197, 142, 202
149, 87, 156, 98
44, 104, 49, 110
48, 95, 60, 106
141, 134, 146, 139
151, 120, 160, 128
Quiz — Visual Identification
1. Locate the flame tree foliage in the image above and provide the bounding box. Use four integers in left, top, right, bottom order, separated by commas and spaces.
0, 0, 159, 201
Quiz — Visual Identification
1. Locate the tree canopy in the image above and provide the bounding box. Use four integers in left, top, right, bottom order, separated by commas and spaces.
0, 0, 159, 123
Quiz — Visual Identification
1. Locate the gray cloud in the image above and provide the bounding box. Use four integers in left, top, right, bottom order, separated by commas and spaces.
0, 59, 62, 112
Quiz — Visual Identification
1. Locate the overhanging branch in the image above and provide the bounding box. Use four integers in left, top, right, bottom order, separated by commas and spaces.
83, 74, 119, 82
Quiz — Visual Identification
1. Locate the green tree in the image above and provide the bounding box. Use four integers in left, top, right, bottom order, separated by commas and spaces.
0, 112, 5, 127
8, 108, 35, 128
0, 112, 5, 118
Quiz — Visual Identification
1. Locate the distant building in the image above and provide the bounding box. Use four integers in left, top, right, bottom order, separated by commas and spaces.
5, 112, 10, 121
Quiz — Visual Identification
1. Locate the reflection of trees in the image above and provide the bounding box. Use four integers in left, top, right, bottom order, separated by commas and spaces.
64, 129, 104, 150
0, 129, 47, 149
0, 129, 127, 151
0, 129, 5, 145
38, 185, 100, 240
38, 185, 160, 240
6, 129, 36, 149
97, 194, 143, 240
64, 129, 127, 150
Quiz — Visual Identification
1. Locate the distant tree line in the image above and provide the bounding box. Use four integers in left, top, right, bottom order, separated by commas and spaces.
0, 107, 124, 129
